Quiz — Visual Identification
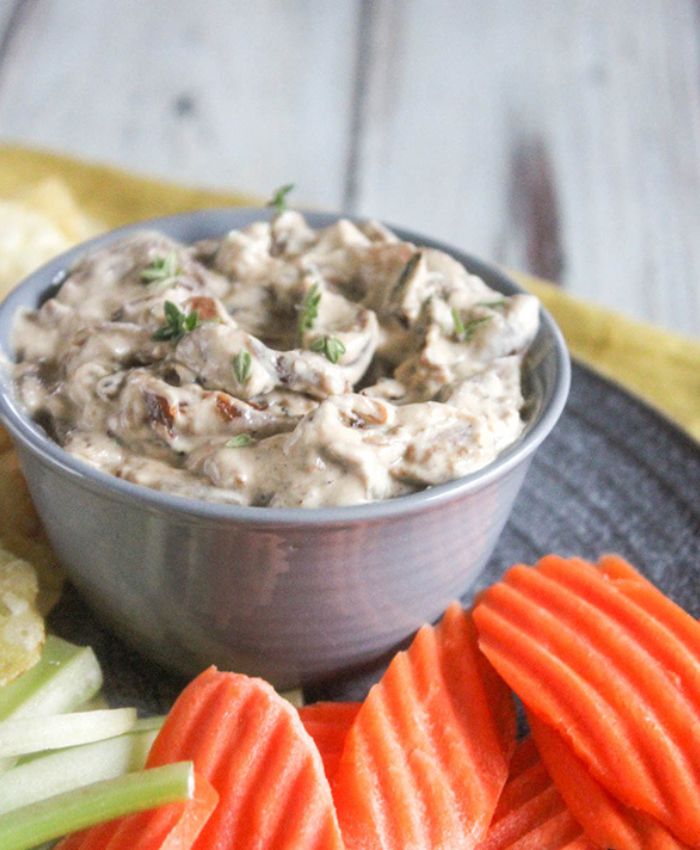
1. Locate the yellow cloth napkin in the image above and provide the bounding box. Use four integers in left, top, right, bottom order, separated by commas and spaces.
1, 143, 698, 441
518, 277, 700, 441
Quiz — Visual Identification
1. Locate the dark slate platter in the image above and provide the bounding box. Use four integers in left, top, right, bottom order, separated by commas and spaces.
48, 361, 700, 712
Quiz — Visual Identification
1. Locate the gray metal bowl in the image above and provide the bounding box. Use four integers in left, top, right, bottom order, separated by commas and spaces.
0, 209, 570, 689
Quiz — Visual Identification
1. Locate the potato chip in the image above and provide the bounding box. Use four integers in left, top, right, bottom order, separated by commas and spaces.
0, 450, 45, 541
0, 178, 99, 302
0, 547, 45, 686
0, 201, 70, 300
0, 179, 98, 617
19, 178, 98, 243
0, 449, 64, 615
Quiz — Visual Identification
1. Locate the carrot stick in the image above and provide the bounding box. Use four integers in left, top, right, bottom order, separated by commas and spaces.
298, 702, 361, 786
333, 602, 516, 850
146, 667, 344, 850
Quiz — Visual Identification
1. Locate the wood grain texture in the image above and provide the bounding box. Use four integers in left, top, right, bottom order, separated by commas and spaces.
352, 0, 700, 335
0, 0, 358, 206
0, 0, 698, 334
0, 1, 34, 76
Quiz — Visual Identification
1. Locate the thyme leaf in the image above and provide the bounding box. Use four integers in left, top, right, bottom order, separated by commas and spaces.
225, 434, 253, 448
476, 299, 507, 310
297, 283, 321, 337
267, 183, 295, 215
310, 335, 346, 364
152, 301, 200, 342
392, 252, 422, 298
141, 252, 180, 286
451, 309, 492, 342
233, 350, 252, 384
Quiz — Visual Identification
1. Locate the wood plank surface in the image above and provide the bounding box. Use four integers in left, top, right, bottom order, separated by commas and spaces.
351, 0, 700, 336
0, 0, 697, 335
0, 0, 358, 206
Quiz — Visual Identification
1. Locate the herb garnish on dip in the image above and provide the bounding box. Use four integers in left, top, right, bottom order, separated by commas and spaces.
12, 204, 539, 507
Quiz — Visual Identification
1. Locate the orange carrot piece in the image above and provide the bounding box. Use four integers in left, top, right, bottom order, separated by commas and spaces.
598, 555, 700, 666
333, 602, 516, 850
489, 740, 551, 824
55, 772, 217, 850
298, 701, 361, 786
476, 738, 596, 850
146, 667, 344, 850
529, 712, 691, 850
473, 555, 700, 845
55, 824, 114, 850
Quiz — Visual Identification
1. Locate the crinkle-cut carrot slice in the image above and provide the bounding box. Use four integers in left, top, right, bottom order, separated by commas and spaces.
55, 772, 218, 850
597, 554, 648, 584
333, 602, 516, 850
489, 739, 550, 822
529, 712, 691, 850
55, 825, 113, 850
473, 556, 700, 845
146, 667, 344, 850
482, 809, 594, 850
299, 702, 361, 786
598, 555, 700, 666
476, 738, 596, 850
55, 821, 115, 850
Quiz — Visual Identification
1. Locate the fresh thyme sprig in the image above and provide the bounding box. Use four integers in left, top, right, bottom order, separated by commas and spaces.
310, 335, 346, 364
392, 252, 422, 298
267, 183, 295, 215
298, 283, 321, 337
225, 434, 253, 448
476, 299, 507, 310
233, 350, 252, 384
451, 308, 492, 342
152, 301, 200, 342
141, 253, 180, 287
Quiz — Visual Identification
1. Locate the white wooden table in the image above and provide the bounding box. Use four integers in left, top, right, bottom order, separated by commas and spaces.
0, 0, 697, 335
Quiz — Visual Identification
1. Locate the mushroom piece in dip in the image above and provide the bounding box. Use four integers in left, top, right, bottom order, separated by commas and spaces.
12, 212, 540, 507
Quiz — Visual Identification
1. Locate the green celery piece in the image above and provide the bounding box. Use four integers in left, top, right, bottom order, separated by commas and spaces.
16, 715, 165, 767
0, 760, 194, 850
77, 693, 109, 711
132, 715, 166, 733
0, 637, 103, 721
0, 637, 103, 775
0, 725, 160, 815
0, 708, 137, 759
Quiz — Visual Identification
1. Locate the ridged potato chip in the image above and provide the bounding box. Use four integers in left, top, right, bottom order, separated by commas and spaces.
18, 178, 98, 243
0, 177, 98, 301
0, 547, 44, 686
0, 449, 64, 615
0, 202, 70, 299
0, 178, 97, 623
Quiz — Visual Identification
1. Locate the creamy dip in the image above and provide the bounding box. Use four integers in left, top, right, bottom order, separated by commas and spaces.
12, 212, 540, 507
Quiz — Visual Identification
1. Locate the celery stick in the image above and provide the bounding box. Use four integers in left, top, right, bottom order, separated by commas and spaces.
77, 693, 109, 711
16, 715, 164, 766
0, 725, 160, 815
0, 707, 137, 758
0, 637, 102, 721
132, 715, 166, 733
0, 761, 194, 850
0, 638, 103, 775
